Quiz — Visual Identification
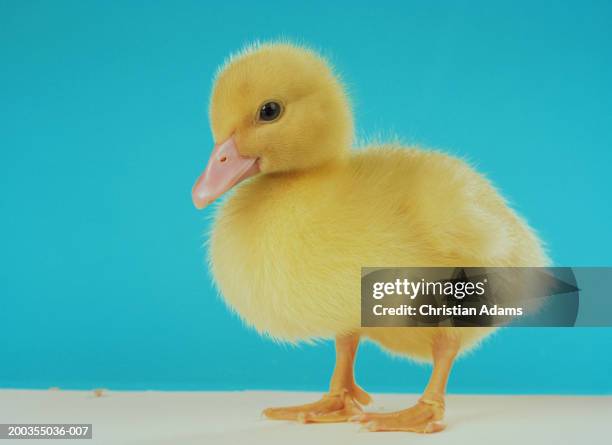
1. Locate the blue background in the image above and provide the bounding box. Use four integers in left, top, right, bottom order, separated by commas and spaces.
1, 0, 611, 394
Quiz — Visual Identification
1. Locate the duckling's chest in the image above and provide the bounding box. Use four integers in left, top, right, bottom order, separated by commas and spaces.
207, 184, 361, 340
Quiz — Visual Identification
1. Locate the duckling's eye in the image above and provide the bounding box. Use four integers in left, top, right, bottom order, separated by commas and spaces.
259, 101, 282, 122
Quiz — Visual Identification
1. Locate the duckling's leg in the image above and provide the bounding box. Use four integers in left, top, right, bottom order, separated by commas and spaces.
356, 331, 460, 433
263, 333, 371, 423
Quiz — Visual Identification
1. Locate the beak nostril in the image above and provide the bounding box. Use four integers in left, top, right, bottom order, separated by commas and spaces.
219, 156, 228, 163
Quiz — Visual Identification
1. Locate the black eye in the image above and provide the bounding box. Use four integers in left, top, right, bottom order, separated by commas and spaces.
259, 101, 282, 122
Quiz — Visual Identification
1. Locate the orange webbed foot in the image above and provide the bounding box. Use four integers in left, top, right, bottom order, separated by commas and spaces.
263, 386, 371, 424
354, 396, 446, 433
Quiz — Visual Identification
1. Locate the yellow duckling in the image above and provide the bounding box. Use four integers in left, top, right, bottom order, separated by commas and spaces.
192, 42, 548, 433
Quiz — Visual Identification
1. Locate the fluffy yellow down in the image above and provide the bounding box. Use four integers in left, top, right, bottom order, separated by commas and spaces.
207, 43, 548, 361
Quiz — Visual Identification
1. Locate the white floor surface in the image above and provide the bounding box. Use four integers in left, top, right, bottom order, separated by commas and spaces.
1, 390, 610, 445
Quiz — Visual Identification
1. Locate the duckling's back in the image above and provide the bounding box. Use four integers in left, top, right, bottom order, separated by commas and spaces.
346, 146, 548, 267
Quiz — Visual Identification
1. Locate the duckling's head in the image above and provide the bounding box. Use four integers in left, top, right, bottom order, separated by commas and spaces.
192, 43, 353, 209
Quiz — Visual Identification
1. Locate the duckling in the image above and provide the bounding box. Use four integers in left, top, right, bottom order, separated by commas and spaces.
192, 43, 548, 433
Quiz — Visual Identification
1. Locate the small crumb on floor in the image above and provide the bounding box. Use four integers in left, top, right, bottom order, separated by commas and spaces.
93, 388, 107, 398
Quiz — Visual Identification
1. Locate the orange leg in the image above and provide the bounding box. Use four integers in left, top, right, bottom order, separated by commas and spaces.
263, 333, 371, 423
356, 332, 460, 433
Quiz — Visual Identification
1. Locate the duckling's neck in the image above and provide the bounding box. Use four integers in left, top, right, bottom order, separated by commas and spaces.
229, 156, 350, 217
266, 156, 349, 183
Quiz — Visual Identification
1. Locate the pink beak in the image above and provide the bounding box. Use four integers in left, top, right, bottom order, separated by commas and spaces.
191, 136, 260, 209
